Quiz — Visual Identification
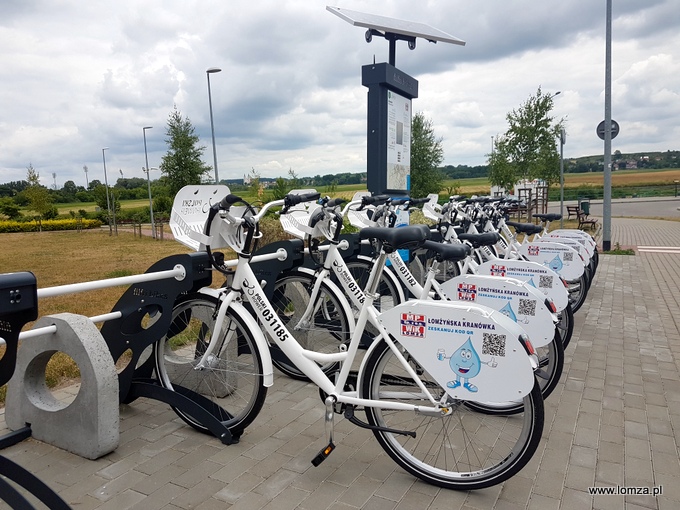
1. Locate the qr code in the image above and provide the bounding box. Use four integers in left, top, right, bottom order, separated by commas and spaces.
482, 333, 506, 357
518, 298, 536, 316
563, 251, 574, 261
539, 275, 553, 288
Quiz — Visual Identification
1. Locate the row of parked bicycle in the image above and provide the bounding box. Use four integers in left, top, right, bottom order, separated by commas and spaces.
158, 186, 598, 491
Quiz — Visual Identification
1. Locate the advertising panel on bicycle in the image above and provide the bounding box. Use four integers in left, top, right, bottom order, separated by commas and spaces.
380, 300, 536, 403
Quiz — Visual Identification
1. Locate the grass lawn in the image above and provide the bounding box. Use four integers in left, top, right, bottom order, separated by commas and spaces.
0, 230, 193, 403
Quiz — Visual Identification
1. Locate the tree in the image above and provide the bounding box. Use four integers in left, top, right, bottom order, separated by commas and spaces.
410, 112, 444, 198
487, 137, 517, 191
23, 164, 54, 221
160, 106, 211, 196
0, 197, 21, 219
489, 87, 564, 191
270, 177, 289, 200
247, 167, 264, 200
62, 180, 78, 200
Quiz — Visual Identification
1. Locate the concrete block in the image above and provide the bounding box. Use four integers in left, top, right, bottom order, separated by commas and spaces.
6, 313, 119, 459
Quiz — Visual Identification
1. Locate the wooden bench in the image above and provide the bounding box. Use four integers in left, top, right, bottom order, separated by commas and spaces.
577, 209, 598, 231
566, 205, 579, 220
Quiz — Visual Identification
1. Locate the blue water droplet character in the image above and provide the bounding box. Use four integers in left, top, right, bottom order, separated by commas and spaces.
499, 301, 517, 322
437, 337, 496, 393
546, 255, 563, 272
526, 278, 537, 288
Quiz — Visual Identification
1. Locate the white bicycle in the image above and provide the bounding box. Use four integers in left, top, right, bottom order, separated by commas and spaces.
155, 185, 545, 490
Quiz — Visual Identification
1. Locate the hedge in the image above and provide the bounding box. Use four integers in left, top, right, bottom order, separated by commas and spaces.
0, 219, 102, 233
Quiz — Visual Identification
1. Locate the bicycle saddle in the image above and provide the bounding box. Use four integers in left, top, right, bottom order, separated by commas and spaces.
422, 241, 471, 262
456, 232, 500, 248
359, 225, 430, 253
505, 222, 543, 235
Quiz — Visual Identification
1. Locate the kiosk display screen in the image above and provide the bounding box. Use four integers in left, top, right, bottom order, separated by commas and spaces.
387, 90, 411, 191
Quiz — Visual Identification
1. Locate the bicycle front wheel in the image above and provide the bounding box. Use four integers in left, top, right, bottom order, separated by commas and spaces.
155, 293, 267, 436
361, 339, 544, 490
270, 270, 351, 380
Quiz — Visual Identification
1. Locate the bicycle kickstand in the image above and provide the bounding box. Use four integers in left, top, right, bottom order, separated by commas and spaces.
311, 396, 336, 467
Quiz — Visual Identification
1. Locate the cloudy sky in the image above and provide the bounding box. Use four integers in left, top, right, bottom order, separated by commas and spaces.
1, 0, 678, 188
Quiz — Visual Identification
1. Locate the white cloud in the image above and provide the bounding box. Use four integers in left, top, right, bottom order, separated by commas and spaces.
0, 0, 678, 187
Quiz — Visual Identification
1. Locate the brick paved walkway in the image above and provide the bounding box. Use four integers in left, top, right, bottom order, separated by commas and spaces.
2, 217, 680, 509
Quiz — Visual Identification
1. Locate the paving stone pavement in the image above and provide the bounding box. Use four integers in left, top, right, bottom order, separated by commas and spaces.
2, 217, 680, 510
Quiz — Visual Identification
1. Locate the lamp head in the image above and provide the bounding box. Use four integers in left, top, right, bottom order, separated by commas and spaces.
206, 67, 222, 74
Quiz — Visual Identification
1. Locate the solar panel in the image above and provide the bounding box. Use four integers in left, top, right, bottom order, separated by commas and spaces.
327, 6, 465, 46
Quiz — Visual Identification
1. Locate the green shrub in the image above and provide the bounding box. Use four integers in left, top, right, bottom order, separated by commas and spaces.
0, 218, 102, 233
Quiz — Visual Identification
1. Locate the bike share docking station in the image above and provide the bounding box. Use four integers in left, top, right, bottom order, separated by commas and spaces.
328, 6, 465, 197
0, 251, 238, 458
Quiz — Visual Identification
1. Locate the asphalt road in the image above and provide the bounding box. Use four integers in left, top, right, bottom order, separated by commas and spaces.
547, 196, 680, 219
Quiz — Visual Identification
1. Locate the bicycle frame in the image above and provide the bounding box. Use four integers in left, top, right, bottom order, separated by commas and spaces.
214, 249, 451, 412
171, 187, 540, 419
189, 197, 452, 413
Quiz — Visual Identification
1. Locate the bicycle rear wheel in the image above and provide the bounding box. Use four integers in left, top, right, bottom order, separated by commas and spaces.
361, 339, 544, 490
567, 273, 589, 313
464, 330, 563, 415
270, 270, 351, 380
155, 293, 267, 436
556, 305, 574, 348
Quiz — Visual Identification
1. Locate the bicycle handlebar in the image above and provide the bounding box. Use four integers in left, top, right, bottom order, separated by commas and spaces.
325, 197, 346, 208
284, 191, 321, 207
408, 197, 431, 206
216, 193, 243, 209
361, 194, 391, 206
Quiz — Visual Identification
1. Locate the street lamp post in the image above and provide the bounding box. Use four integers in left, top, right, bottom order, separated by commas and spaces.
560, 128, 566, 228
102, 148, 112, 236
549, 91, 563, 226
143, 126, 155, 239
206, 67, 222, 184
675, 180, 679, 198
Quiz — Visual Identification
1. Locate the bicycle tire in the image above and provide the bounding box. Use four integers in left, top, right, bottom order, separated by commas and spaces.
154, 293, 267, 436
361, 338, 544, 490
464, 329, 563, 414
344, 258, 404, 310
428, 255, 463, 283
269, 270, 351, 380
556, 304, 574, 349
567, 272, 589, 313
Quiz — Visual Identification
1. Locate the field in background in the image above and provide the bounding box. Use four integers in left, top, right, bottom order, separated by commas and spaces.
444, 168, 680, 195
47, 168, 680, 216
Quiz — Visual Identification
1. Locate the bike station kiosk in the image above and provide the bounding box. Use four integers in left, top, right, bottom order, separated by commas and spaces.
327, 6, 465, 197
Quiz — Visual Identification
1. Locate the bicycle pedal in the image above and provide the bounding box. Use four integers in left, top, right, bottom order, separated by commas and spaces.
311, 441, 336, 467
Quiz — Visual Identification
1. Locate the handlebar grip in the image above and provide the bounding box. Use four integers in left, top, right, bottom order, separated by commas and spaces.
326, 197, 346, 208
362, 194, 391, 205
218, 194, 242, 208
285, 192, 321, 207
409, 197, 430, 206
